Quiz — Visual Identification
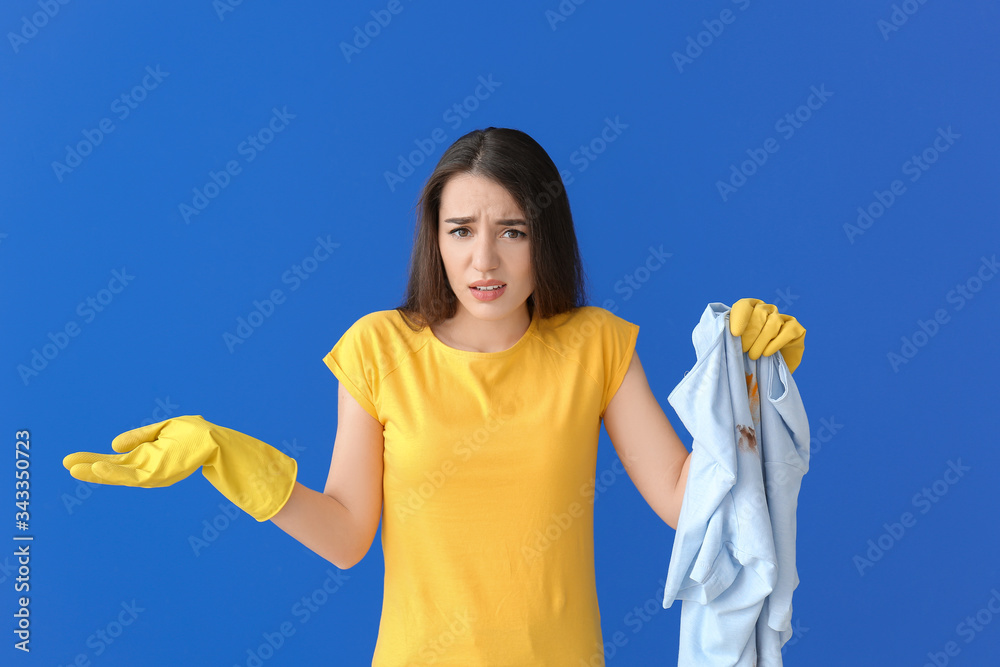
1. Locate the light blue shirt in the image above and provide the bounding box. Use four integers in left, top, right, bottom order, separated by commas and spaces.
662, 302, 810, 666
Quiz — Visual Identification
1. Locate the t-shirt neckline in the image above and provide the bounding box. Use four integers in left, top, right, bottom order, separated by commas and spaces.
426, 311, 539, 359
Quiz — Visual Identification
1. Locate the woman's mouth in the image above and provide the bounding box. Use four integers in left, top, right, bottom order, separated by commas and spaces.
469, 284, 506, 301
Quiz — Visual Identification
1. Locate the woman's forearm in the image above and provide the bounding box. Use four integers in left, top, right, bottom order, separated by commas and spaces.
270, 481, 367, 569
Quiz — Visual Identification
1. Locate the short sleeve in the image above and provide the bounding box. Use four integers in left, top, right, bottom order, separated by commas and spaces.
322, 313, 382, 423
599, 309, 640, 418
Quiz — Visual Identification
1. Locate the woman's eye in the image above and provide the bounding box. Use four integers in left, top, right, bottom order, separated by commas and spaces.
450, 228, 525, 239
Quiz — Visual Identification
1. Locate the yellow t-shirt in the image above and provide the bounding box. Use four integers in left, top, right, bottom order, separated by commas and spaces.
322, 305, 639, 666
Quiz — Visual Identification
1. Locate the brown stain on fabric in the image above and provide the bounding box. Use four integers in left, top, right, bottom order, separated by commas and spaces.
737, 424, 758, 453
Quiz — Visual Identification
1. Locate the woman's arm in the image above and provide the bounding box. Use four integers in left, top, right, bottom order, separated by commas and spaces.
603, 351, 691, 530
270, 382, 385, 569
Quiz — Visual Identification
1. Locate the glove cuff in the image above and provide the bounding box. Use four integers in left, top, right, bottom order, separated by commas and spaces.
202, 425, 299, 522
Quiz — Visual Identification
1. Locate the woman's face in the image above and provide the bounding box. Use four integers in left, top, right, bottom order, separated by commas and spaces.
437, 173, 535, 325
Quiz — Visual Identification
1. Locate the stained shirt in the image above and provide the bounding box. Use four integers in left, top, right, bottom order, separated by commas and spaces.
662, 302, 810, 666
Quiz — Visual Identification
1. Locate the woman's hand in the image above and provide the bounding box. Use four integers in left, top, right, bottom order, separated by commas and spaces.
64, 415, 216, 487
729, 298, 806, 373
63, 415, 297, 521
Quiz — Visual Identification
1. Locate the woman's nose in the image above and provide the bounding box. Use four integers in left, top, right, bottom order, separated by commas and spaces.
472, 237, 499, 271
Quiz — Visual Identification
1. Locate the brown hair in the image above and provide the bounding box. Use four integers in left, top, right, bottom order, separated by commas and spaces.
395, 127, 589, 330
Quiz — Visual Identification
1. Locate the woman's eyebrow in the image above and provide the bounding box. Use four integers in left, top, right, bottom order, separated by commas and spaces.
443, 217, 527, 226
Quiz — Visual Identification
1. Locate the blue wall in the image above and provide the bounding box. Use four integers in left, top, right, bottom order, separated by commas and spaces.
2, 1, 997, 665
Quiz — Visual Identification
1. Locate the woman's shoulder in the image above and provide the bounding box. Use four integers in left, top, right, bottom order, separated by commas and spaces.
539, 305, 637, 333
337, 308, 429, 355
533, 306, 638, 360
328, 309, 428, 377
344, 308, 398, 328
341, 308, 425, 338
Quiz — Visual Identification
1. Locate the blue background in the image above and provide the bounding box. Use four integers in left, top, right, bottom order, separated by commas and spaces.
2, 0, 998, 665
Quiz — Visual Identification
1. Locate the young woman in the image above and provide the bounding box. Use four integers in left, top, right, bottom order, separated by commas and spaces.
64, 127, 805, 665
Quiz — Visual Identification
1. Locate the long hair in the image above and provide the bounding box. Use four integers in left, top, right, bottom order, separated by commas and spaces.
395, 127, 589, 330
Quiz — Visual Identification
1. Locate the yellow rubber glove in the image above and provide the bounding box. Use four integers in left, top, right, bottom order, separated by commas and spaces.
62, 415, 297, 522
729, 298, 806, 374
